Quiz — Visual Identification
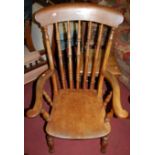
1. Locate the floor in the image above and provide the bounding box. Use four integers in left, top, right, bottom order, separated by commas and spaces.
24, 80, 130, 155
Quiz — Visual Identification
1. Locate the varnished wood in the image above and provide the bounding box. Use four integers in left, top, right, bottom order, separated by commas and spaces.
104, 71, 128, 118
83, 21, 92, 89
26, 3, 128, 153
106, 109, 114, 120
76, 20, 81, 89
97, 28, 115, 97
107, 52, 121, 75
44, 27, 58, 94
67, 21, 73, 89
104, 91, 112, 108
101, 135, 109, 153
41, 108, 50, 121
46, 134, 54, 153
90, 24, 104, 89
55, 23, 67, 89
35, 3, 123, 27
79, 50, 121, 77
27, 70, 55, 118
46, 89, 110, 139
43, 90, 53, 106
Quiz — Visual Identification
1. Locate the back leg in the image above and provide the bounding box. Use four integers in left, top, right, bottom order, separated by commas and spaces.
100, 135, 109, 153
46, 134, 54, 153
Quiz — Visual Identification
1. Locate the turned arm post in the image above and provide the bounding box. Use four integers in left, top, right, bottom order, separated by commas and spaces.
26, 70, 56, 120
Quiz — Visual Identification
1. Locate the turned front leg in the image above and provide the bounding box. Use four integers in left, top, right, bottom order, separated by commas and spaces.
101, 135, 109, 153
46, 134, 54, 153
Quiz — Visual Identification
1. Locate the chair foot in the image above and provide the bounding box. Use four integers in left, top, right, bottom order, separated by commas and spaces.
100, 135, 109, 153
46, 134, 54, 153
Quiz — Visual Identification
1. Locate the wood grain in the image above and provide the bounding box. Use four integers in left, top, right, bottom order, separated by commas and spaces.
67, 21, 74, 89
44, 27, 58, 94
55, 23, 67, 89
43, 90, 53, 106
26, 70, 55, 118
104, 71, 128, 118
97, 28, 115, 97
90, 24, 104, 89
35, 3, 123, 27
26, 3, 128, 153
76, 20, 81, 89
83, 21, 92, 89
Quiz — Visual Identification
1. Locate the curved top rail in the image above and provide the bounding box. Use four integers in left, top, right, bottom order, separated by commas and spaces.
35, 3, 123, 27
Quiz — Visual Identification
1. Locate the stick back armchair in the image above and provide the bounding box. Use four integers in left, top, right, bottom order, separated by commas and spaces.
26, 3, 128, 153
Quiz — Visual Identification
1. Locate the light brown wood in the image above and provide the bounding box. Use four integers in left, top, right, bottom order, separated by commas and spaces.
35, 3, 123, 27
104, 91, 112, 108
46, 135, 54, 153
106, 109, 114, 120
41, 108, 50, 121
76, 20, 81, 89
46, 89, 110, 139
90, 24, 104, 89
27, 70, 55, 118
83, 21, 92, 89
97, 28, 115, 97
80, 50, 121, 77
101, 135, 109, 153
104, 71, 128, 118
43, 90, 53, 106
55, 23, 67, 89
44, 27, 58, 94
67, 21, 74, 89
107, 52, 121, 75
26, 3, 128, 153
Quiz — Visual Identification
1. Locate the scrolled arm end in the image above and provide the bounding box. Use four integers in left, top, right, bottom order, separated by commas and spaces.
26, 69, 55, 119
26, 108, 41, 118
114, 108, 129, 119
104, 71, 129, 119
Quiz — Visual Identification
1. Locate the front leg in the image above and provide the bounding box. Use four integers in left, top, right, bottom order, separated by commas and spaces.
46, 134, 54, 153
100, 135, 109, 153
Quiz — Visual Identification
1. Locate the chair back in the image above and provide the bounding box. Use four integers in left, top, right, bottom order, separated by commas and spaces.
35, 3, 123, 97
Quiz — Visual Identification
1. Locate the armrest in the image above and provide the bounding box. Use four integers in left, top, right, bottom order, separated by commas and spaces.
26, 69, 55, 118
104, 71, 129, 118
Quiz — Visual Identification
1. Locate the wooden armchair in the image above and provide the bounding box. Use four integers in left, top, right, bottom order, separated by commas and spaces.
26, 3, 128, 153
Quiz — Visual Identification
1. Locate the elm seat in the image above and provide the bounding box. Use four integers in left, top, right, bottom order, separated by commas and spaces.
46, 89, 111, 139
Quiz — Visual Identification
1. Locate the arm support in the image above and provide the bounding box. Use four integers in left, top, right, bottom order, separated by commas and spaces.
104, 71, 128, 118
26, 70, 55, 118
